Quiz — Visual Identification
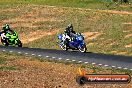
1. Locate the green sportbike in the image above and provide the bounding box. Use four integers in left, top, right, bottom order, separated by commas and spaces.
1, 31, 22, 47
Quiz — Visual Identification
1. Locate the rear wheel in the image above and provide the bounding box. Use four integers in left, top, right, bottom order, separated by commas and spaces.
17, 39, 22, 47
78, 44, 87, 53
60, 41, 68, 51
1, 38, 8, 46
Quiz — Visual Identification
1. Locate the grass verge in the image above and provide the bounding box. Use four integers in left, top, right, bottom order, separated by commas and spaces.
0, 0, 131, 11
1, 51, 131, 74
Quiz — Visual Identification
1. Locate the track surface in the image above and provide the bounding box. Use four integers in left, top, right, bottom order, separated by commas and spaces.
0, 46, 132, 70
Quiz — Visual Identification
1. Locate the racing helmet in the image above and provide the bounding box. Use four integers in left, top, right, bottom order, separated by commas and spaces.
77, 32, 81, 35
3, 24, 10, 31
68, 23, 72, 27
67, 23, 73, 31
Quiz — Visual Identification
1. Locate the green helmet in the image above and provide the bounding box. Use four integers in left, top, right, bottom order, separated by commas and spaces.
3, 24, 10, 31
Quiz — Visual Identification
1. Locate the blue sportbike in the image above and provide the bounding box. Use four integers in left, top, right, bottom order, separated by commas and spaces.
57, 33, 87, 53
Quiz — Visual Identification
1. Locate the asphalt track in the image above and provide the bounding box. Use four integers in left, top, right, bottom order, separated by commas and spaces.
0, 46, 132, 70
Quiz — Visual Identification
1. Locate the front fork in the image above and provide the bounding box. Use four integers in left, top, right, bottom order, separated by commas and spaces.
15, 38, 19, 44
78, 42, 85, 49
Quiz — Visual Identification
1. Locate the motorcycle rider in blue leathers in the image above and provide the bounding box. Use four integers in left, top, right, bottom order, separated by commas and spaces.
64, 24, 76, 46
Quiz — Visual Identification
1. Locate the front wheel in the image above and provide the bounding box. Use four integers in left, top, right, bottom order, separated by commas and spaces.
16, 39, 22, 47
78, 44, 87, 53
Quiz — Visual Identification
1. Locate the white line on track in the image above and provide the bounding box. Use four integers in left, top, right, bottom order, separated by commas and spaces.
98, 64, 102, 66
18, 52, 21, 54
46, 56, 49, 58
123, 68, 128, 70
52, 57, 56, 59
9, 51, 13, 53
66, 59, 69, 61
84, 62, 88, 64
72, 60, 76, 62
3, 49, 130, 70
58, 58, 62, 60
38, 55, 42, 57
92, 63, 96, 65
112, 66, 116, 68
104, 65, 108, 67
2, 50, 6, 52
78, 61, 82, 63
32, 54, 35, 56
117, 67, 122, 69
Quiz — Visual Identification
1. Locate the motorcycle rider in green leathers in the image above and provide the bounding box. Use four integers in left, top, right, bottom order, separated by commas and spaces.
0, 24, 14, 44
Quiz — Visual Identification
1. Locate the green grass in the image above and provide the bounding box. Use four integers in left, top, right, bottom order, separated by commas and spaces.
0, 52, 23, 71
0, 0, 131, 76
0, 66, 18, 71
0, 57, 6, 64
33, 21, 64, 30
0, 0, 131, 11
0, 0, 102, 7
0, 0, 131, 56
23, 7, 132, 56
25, 34, 59, 49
